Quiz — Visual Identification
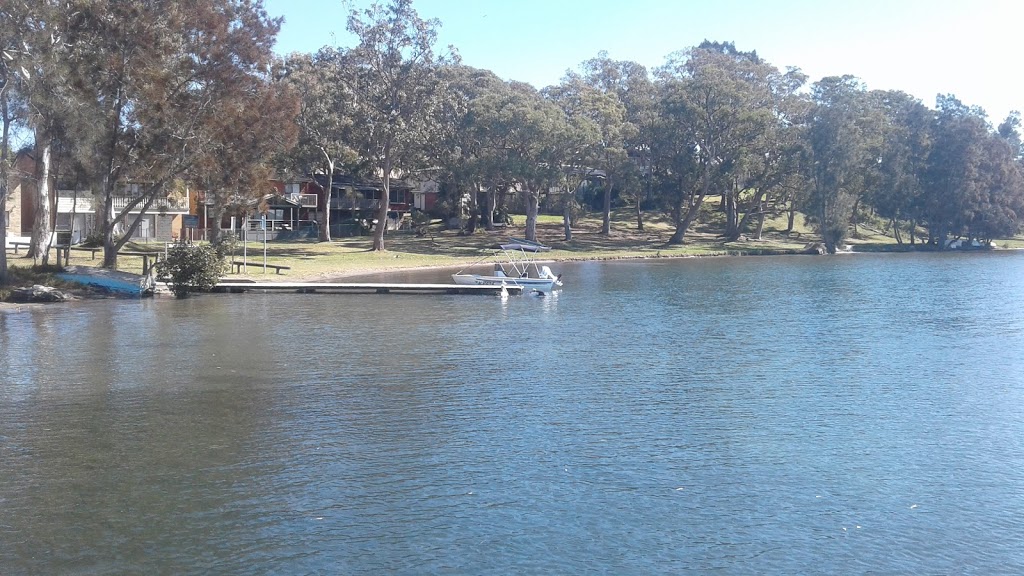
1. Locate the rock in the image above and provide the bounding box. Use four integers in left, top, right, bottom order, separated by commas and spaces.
803, 242, 827, 255
8, 284, 73, 303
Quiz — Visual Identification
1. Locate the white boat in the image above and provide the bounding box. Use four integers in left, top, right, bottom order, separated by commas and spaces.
452, 243, 563, 294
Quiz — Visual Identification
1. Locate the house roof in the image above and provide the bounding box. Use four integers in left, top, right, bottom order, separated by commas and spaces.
313, 173, 414, 192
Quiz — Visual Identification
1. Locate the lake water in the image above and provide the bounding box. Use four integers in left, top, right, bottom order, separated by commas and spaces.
2, 252, 1024, 574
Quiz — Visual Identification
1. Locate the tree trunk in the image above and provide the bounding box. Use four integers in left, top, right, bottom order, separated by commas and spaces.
786, 201, 796, 234
675, 200, 704, 244
483, 187, 495, 230
524, 188, 539, 242
724, 189, 739, 239
101, 178, 118, 268
671, 165, 711, 244
851, 197, 861, 238
731, 190, 767, 242
320, 156, 333, 242
635, 194, 644, 232
563, 191, 572, 242
372, 154, 392, 251
465, 184, 479, 234
208, 204, 225, 245
30, 137, 53, 266
892, 217, 903, 244
601, 175, 613, 235
668, 180, 686, 244
0, 88, 10, 285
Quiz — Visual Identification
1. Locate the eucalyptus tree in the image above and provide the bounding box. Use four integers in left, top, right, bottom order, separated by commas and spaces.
923, 97, 1024, 244
0, 2, 31, 282
279, 48, 359, 242
472, 81, 570, 242
728, 69, 810, 241
804, 75, 883, 253
650, 79, 701, 241
717, 60, 808, 241
53, 0, 287, 267
920, 96, 989, 245
433, 65, 507, 233
344, 0, 455, 251
543, 75, 609, 241
581, 52, 654, 232
869, 90, 932, 244
0, 0, 75, 266
971, 125, 1024, 241
193, 63, 299, 245
655, 42, 776, 244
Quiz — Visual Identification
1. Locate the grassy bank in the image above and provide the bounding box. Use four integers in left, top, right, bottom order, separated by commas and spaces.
6, 208, 1022, 290
217, 209, 820, 280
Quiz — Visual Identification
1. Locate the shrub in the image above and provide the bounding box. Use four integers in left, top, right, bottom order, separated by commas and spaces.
155, 243, 223, 298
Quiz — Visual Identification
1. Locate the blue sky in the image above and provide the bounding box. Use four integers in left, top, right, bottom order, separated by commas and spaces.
264, 0, 1021, 124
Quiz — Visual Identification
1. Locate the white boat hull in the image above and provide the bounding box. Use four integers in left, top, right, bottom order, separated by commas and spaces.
452, 273, 559, 294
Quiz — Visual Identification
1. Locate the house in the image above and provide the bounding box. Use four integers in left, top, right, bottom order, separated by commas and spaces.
192, 175, 321, 241
191, 172, 416, 240
51, 184, 191, 243
312, 172, 415, 236
3, 151, 32, 240
411, 178, 440, 213
10, 151, 192, 244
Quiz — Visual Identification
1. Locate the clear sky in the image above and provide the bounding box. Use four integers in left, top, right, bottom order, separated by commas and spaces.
264, 0, 1022, 123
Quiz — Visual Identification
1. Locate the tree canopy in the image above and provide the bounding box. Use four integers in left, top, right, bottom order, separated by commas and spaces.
3, 0, 1022, 283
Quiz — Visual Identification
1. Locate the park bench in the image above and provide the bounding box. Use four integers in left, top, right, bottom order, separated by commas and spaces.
231, 261, 291, 274
6, 241, 31, 254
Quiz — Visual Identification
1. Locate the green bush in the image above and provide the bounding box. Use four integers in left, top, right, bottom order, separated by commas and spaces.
155, 243, 223, 298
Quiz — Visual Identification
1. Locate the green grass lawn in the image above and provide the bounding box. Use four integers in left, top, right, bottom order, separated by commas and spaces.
9, 206, 1022, 286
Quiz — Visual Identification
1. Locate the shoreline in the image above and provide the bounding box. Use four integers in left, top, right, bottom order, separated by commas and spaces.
3, 243, 1018, 310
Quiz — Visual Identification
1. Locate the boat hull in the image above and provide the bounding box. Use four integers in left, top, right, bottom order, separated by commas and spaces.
452, 273, 558, 294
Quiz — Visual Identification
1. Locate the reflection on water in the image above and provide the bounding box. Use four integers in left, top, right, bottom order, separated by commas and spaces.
2, 252, 1024, 573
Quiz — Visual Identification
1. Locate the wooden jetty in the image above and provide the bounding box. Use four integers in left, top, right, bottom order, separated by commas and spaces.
212, 281, 523, 295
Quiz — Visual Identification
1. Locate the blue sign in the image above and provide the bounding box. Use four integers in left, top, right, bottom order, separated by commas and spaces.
183, 215, 199, 228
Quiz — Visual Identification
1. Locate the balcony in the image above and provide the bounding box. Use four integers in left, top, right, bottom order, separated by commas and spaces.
294, 193, 318, 208
331, 197, 381, 211
112, 193, 190, 214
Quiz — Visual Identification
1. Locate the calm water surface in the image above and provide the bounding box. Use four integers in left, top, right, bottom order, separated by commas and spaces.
2, 252, 1024, 574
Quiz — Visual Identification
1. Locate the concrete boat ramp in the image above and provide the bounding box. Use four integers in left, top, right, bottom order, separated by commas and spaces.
213, 281, 523, 296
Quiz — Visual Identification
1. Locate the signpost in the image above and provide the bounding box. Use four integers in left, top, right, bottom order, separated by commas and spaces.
183, 215, 199, 243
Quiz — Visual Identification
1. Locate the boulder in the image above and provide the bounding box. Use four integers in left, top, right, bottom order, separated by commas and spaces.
8, 284, 73, 303
803, 242, 827, 255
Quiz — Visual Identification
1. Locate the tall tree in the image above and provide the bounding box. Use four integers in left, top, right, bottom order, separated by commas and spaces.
345, 0, 454, 251
804, 75, 883, 253
544, 75, 608, 241
193, 61, 299, 245
0, 2, 30, 283
573, 54, 639, 234
54, 0, 285, 267
280, 48, 358, 242
473, 81, 569, 242
2, 0, 71, 266
923, 98, 1024, 244
870, 90, 932, 244
656, 42, 774, 244
433, 64, 507, 233
581, 53, 655, 232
